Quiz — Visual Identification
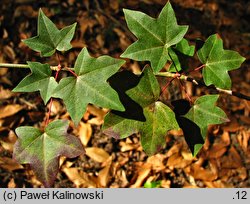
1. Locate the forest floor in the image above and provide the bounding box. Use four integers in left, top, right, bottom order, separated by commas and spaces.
0, 0, 249, 188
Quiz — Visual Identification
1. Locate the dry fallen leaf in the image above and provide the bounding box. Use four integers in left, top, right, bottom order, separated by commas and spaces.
167, 153, 192, 169
119, 141, 140, 152
207, 144, 227, 159
7, 178, 16, 188
0, 86, 13, 100
85, 147, 110, 163
78, 122, 92, 146
98, 156, 112, 187
50, 99, 62, 116
237, 130, 250, 153
0, 130, 17, 152
0, 104, 23, 119
190, 162, 218, 181
62, 167, 97, 188
87, 105, 108, 125
130, 163, 151, 188
146, 154, 166, 171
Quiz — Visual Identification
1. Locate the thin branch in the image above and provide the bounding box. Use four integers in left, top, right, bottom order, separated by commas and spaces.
178, 78, 193, 103
160, 77, 176, 97
65, 67, 78, 77
0, 62, 71, 71
186, 77, 250, 101
1, 63, 249, 101
187, 64, 206, 74
0, 63, 30, 69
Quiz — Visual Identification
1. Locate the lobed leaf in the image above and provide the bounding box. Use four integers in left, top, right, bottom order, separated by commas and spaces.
197, 34, 245, 89
13, 120, 84, 187
12, 61, 57, 104
23, 9, 76, 56
183, 95, 229, 155
121, 2, 188, 72
103, 67, 179, 155
52, 48, 125, 125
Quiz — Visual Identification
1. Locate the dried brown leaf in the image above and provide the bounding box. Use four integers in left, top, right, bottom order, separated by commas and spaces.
207, 144, 227, 159
87, 105, 107, 125
237, 130, 250, 153
85, 147, 110, 163
190, 162, 218, 181
7, 178, 16, 188
220, 146, 243, 168
167, 153, 192, 169
0, 130, 17, 152
146, 154, 166, 171
62, 167, 97, 188
0, 104, 23, 119
98, 156, 112, 187
0, 86, 13, 100
78, 122, 92, 146
130, 163, 151, 188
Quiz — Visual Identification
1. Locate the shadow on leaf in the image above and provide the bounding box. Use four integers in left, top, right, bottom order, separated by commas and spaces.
172, 99, 204, 155
108, 70, 146, 122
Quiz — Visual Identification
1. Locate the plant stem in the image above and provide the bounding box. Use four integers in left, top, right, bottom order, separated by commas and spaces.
160, 77, 176, 97
0, 63, 30, 69
1, 63, 249, 101
45, 53, 62, 126
0, 62, 64, 71
155, 72, 185, 79
65, 67, 78, 77
187, 64, 206, 74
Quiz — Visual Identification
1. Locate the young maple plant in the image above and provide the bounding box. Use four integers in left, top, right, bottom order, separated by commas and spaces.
0, 2, 247, 187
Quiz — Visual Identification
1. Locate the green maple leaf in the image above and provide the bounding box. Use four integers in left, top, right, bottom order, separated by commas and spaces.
197, 34, 245, 89
103, 67, 179, 155
121, 2, 188, 72
12, 61, 57, 104
183, 95, 229, 155
52, 48, 125, 125
23, 9, 76, 57
13, 120, 84, 187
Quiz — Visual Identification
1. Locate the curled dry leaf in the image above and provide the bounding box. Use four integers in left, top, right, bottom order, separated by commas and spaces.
0, 130, 17, 152
0, 86, 13, 100
119, 141, 140, 152
0, 104, 23, 119
167, 153, 193, 169
207, 144, 227, 159
166, 142, 183, 158
237, 130, 250, 153
98, 156, 112, 187
190, 162, 218, 181
7, 178, 16, 188
87, 105, 108, 125
78, 122, 92, 146
220, 146, 243, 168
85, 147, 110, 163
130, 163, 151, 188
50, 99, 63, 116
62, 167, 97, 188
146, 154, 166, 171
